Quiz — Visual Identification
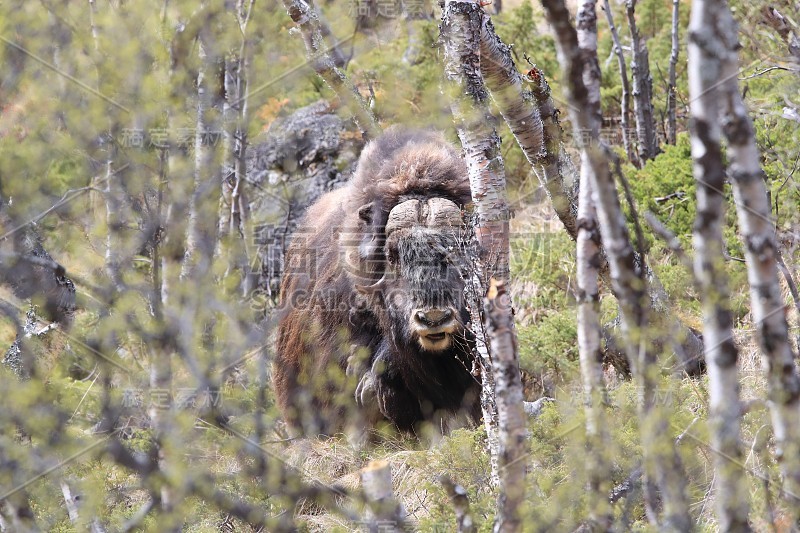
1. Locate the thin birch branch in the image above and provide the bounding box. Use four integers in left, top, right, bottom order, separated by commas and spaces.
666, 0, 680, 145
776, 251, 800, 349
182, 35, 222, 280
283, 0, 380, 139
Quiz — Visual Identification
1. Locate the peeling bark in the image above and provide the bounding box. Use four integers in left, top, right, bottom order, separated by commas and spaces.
527, 70, 582, 237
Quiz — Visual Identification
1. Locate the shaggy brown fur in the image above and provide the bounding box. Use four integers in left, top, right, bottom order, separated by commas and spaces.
273, 128, 480, 437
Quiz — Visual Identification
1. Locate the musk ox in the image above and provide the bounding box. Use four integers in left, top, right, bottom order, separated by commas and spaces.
273, 128, 481, 437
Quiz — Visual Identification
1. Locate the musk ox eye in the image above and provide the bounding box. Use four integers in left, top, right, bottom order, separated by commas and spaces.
357, 203, 373, 224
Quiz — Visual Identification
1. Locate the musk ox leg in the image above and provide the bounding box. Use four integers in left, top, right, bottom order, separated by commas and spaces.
350, 346, 422, 433
375, 368, 423, 433
359, 344, 421, 433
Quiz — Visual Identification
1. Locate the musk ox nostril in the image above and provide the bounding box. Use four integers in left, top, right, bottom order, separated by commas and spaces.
415, 308, 453, 328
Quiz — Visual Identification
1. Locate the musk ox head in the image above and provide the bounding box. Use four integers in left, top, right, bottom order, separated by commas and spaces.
342, 129, 474, 358
358, 197, 469, 353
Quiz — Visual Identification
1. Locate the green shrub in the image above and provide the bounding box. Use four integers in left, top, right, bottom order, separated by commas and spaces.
510, 230, 576, 312
517, 307, 579, 384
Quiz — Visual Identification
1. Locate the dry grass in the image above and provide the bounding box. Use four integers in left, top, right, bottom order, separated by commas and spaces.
272, 436, 446, 530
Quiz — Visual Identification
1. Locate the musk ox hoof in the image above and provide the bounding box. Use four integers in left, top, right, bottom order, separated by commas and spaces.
355, 370, 376, 407
347, 348, 379, 408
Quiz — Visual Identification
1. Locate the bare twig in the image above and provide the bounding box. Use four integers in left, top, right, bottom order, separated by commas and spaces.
602, 0, 638, 164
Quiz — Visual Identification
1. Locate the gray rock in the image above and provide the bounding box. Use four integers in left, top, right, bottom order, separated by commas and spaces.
245, 100, 365, 301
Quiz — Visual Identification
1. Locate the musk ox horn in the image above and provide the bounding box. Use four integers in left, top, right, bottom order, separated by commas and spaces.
385, 198, 463, 236
385, 199, 420, 236
355, 274, 387, 294
425, 198, 463, 228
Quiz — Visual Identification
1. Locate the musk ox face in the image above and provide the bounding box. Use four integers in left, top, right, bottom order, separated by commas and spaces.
357, 197, 470, 353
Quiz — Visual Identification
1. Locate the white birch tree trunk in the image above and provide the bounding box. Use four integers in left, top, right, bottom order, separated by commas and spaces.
691, 0, 800, 516
762, 7, 800, 67
483, 279, 528, 532
476, 20, 705, 377
441, 0, 504, 483
540, 0, 691, 528
602, 0, 638, 166
478, 18, 580, 241
440, 475, 476, 533
575, 1, 612, 527
626, 0, 658, 162
441, 3, 529, 526
686, 3, 752, 522
87, 0, 126, 288
666, 0, 679, 145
